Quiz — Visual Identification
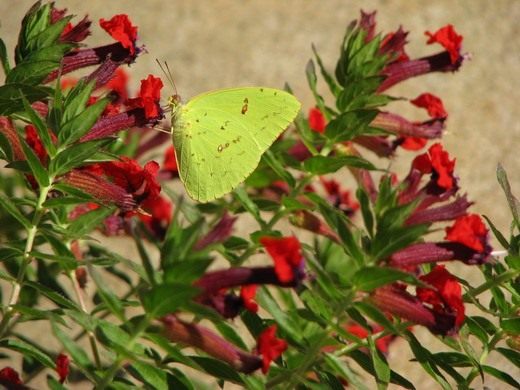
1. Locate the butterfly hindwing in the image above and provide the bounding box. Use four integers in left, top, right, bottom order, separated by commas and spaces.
172, 87, 300, 202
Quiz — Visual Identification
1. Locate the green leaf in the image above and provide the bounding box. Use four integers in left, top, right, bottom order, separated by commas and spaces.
24, 281, 79, 310
20, 136, 50, 187
367, 336, 390, 387
496, 347, 520, 368
263, 150, 295, 188
482, 215, 509, 250
257, 287, 303, 344
234, 186, 267, 229
141, 284, 199, 318
47, 376, 67, 390
66, 206, 114, 239
325, 110, 378, 142
62, 80, 96, 123
0, 194, 32, 229
189, 356, 244, 384
0, 83, 51, 115
0, 38, 10, 75
312, 44, 341, 97
127, 361, 168, 390
348, 350, 415, 390
164, 258, 213, 285
212, 320, 248, 350
49, 138, 114, 177
166, 368, 195, 390
88, 266, 125, 320
58, 97, 109, 145
497, 163, 520, 229
52, 322, 92, 369
0, 338, 55, 368
404, 331, 451, 390
324, 353, 368, 390
305, 60, 326, 115
303, 155, 376, 175
500, 318, 520, 335
20, 91, 56, 157
352, 267, 424, 291
482, 365, 520, 388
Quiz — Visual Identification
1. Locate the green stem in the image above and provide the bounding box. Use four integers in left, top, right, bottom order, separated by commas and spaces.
0, 184, 52, 337
96, 315, 151, 389
68, 270, 102, 368
463, 269, 519, 301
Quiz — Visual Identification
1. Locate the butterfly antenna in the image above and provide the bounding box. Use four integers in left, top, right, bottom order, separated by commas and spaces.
155, 59, 178, 96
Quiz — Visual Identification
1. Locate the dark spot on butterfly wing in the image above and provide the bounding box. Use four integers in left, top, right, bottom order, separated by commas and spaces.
241, 97, 249, 114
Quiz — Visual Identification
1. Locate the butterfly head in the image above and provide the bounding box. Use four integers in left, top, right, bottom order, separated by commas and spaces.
168, 94, 182, 109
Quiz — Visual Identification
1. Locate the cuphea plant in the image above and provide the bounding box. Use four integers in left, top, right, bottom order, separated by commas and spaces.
0, 2, 518, 389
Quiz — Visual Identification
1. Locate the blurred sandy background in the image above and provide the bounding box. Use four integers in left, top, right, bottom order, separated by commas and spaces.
1, 0, 519, 388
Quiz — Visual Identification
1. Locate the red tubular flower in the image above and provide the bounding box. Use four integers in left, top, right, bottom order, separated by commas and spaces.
55, 354, 70, 384
371, 285, 457, 335
45, 14, 139, 84
345, 324, 396, 355
126, 75, 164, 120
51, 5, 91, 43
195, 212, 237, 250
445, 214, 489, 252
425, 24, 463, 65
289, 210, 341, 244
161, 315, 262, 373
308, 107, 326, 133
417, 265, 465, 329
320, 177, 359, 216
0, 117, 26, 161
371, 112, 444, 141
99, 14, 138, 56
410, 143, 456, 193
195, 266, 295, 299
139, 195, 173, 239
405, 195, 472, 226
359, 10, 377, 41
105, 67, 129, 102
99, 158, 161, 205
240, 285, 259, 313
161, 146, 179, 178
257, 325, 288, 374
62, 169, 136, 211
0, 367, 23, 387
380, 27, 409, 63
411, 93, 448, 119
25, 125, 48, 164
260, 236, 304, 284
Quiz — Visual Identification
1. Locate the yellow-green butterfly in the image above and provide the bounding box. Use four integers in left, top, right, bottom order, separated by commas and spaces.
169, 87, 301, 202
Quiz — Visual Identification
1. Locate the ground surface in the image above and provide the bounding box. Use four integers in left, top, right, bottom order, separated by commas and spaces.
1, 0, 519, 388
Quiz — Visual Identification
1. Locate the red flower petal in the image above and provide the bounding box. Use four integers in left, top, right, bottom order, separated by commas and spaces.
445, 214, 488, 252
0, 367, 23, 385
401, 136, 428, 151
260, 236, 303, 284
417, 265, 465, 327
411, 93, 448, 119
429, 143, 455, 190
425, 24, 463, 65
101, 157, 161, 205
257, 325, 288, 373
240, 284, 258, 313
56, 353, 70, 384
308, 107, 326, 133
25, 124, 47, 164
126, 75, 164, 119
99, 14, 138, 55
163, 146, 178, 173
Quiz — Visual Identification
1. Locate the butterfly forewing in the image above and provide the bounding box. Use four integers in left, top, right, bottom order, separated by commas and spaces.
172, 87, 300, 202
